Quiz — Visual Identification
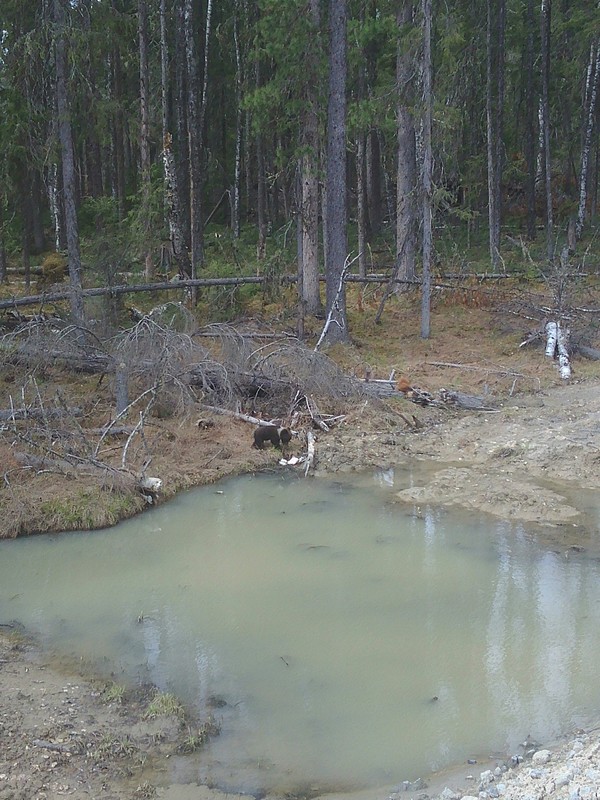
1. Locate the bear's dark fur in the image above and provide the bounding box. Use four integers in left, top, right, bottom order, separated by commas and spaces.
253, 425, 281, 449
252, 426, 292, 449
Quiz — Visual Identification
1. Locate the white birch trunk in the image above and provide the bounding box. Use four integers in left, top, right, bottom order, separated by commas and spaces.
576, 39, 600, 238
545, 321, 558, 357
556, 324, 571, 380
47, 162, 62, 252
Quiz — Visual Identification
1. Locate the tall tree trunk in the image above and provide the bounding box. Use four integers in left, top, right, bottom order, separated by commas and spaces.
524, 0, 537, 240
232, 2, 244, 238
366, 130, 382, 237
185, 0, 202, 283
138, 0, 154, 281
356, 134, 367, 278
540, 0, 553, 261
420, 0, 433, 340
20, 172, 32, 291
175, 0, 190, 249
0, 235, 6, 287
184, 0, 212, 288
255, 48, 267, 260
324, 0, 349, 345
593, 107, 600, 225
30, 169, 46, 254
53, 0, 84, 324
301, 145, 322, 308
160, 0, 189, 278
356, 1, 368, 280
496, 0, 506, 244
256, 131, 267, 260
82, 6, 103, 199
396, 0, 417, 282
299, 0, 322, 312
576, 38, 600, 238
0, 199, 6, 284
486, 0, 505, 271
110, 42, 127, 223
47, 161, 65, 251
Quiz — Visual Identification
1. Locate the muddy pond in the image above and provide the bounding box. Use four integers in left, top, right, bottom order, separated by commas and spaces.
2, 469, 600, 795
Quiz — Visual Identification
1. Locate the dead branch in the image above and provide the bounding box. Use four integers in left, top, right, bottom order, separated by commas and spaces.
93, 385, 158, 458
425, 361, 526, 379
200, 405, 282, 428
304, 431, 316, 476
121, 410, 149, 469
314, 254, 359, 350
304, 395, 330, 431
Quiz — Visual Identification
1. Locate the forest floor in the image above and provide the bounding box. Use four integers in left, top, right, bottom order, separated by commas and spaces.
4, 284, 600, 798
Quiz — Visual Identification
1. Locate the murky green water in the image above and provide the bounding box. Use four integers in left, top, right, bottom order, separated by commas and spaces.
2, 470, 600, 794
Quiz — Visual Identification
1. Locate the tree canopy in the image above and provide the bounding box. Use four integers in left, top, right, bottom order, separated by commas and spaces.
0, 0, 599, 332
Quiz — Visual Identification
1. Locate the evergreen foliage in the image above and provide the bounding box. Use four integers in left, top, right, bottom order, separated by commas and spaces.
0, 0, 599, 315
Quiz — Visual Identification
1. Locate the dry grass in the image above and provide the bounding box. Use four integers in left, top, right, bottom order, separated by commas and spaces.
2, 281, 600, 537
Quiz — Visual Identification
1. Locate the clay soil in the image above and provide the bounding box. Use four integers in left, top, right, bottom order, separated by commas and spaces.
3, 287, 600, 799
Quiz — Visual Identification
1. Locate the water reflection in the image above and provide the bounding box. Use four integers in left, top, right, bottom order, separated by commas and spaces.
0, 472, 599, 793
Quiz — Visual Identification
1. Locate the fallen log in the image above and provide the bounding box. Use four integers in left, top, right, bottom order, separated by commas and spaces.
0, 272, 517, 313
438, 390, 498, 412
13, 451, 76, 473
0, 407, 82, 421
1, 346, 114, 374
576, 344, 600, 360
200, 405, 284, 428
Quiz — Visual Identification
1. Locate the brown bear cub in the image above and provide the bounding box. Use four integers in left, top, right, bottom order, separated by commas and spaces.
252, 425, 292, 449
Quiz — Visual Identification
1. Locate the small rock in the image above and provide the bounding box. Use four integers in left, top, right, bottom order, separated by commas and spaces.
529, 768, 543, 779
532, 749, 552, 765
480, 770, 494, 784
556, 769, 574, 787
439, 788, 459, 800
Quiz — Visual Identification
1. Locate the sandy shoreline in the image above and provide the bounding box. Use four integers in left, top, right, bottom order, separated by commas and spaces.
2, 625, 600, 800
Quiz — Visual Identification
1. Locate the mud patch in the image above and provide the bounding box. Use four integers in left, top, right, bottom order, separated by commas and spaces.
394, 466, 581, 524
